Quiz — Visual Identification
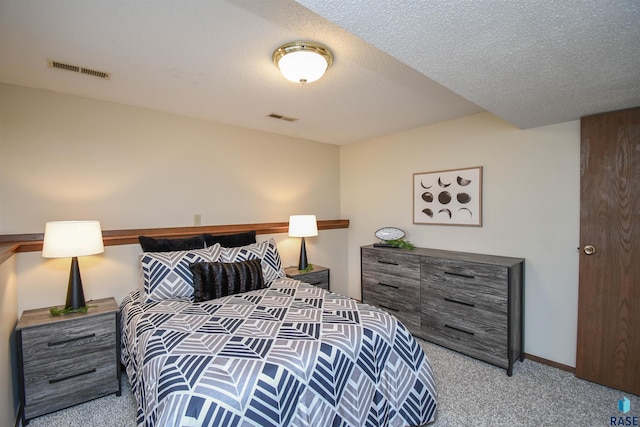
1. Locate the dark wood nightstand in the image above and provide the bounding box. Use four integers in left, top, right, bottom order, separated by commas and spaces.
285, 265, 330, 290
16, 297, 121, 425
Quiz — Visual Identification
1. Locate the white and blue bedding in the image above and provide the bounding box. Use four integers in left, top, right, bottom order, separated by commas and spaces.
121, 278, 437, 426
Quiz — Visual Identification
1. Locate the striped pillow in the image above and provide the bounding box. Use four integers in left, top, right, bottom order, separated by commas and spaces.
220, 238, 286, 283
139, 244, 222, 302
189, 259, 265, 302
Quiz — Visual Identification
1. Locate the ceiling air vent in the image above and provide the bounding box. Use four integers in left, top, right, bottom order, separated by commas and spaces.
47, 59, 111, 80
268, 113, 298, 122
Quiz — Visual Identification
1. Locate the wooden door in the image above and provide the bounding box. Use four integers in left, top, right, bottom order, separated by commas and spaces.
576, 107, 640, 395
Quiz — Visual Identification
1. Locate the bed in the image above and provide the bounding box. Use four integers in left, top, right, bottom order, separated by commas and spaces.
121, 237, 438, 426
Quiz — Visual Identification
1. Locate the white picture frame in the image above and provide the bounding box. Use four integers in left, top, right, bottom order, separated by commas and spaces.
413, 166, 483, 226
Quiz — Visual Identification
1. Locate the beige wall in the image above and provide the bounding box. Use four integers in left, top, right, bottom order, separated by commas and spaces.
340, 112, 580, 367
0, 255, 18, 427
0, 83, 347, 308
0, 83, 347, 423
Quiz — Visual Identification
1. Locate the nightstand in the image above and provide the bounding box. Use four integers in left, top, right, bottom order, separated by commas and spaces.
285, 265, 330, 290
16, 297, 121, 425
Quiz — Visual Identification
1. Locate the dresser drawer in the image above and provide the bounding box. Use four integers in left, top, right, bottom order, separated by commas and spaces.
421, 286, 507, 338
421, 257, 508, 296
361, 248, 420, 279
422, 280, 507, 317
421, 306, 509, 368
361, 247, 421, 334
363, 273, 419, 309
363, 296, 421, 334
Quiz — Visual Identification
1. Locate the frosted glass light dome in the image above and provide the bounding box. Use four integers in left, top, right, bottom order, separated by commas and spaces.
273, 41, 333, 84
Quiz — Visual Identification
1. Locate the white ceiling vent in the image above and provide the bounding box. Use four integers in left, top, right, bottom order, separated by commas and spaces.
268, 113, 298, 122
47, 59, 111, 80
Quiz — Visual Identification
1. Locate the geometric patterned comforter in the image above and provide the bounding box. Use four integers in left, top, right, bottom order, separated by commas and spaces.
121, 278, 437, 427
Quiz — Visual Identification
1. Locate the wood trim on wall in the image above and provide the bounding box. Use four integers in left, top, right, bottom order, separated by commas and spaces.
524, 353, 575, 373
0, 219, 350, 262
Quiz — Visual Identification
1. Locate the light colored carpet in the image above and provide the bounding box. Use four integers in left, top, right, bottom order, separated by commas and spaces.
25, 340, 639, 426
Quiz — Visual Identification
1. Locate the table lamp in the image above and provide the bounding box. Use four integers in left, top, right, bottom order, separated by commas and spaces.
288, 215, 318, 270
42, 220, 104, 310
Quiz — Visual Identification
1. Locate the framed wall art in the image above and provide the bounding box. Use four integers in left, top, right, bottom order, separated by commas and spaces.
413, 166, 483, 226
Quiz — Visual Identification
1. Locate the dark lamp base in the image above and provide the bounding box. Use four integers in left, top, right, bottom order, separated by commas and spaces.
65, 256, 87, 310
297, 237, 309, 271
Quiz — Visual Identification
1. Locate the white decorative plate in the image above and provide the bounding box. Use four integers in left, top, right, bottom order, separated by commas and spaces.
374, 227, 405, 241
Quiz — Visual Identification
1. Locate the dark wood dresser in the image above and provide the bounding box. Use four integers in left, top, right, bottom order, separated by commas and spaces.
16, 297, 121, 424
361, 245, 524, 375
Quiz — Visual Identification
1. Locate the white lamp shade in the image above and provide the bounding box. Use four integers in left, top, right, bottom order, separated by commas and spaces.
278, 50, 329, 83
42, 220, 105, 258
288, 215, 318, 237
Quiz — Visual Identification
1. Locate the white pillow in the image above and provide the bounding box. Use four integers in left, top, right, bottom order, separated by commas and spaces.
220, 238, 286, 283
139, 244, 222, 302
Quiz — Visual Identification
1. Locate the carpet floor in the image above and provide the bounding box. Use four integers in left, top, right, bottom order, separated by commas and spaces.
25, 339, 639, 426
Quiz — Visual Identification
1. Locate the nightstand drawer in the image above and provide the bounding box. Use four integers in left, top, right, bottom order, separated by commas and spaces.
21, 314, 115, 364
297, 269, 329, 289
23, 353, 118, 420
285, 266, 330, 290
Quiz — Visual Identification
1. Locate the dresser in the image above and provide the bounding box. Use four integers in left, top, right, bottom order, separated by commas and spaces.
16, 297, 121, 424
361, 245, 524, 375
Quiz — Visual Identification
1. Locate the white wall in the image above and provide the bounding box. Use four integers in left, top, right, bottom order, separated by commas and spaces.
0, 255, 18, 427
0, 84, 347, 311
340, 112, 580, 367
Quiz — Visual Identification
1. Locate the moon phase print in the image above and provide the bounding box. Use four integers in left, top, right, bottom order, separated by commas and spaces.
413, 166, 482, 226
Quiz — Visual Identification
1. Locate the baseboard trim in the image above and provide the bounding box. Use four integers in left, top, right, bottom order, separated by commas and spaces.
524, 353, 575, 373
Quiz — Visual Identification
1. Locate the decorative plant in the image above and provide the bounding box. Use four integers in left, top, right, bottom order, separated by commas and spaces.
385, 239, 415, 250
49, 305, 91, 316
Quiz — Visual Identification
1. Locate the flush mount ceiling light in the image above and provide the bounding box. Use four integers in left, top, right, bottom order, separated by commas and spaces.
273, 41, 333, 84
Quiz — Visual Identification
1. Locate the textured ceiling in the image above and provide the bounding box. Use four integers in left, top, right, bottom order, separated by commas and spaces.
0, 0, 638, 145
297, 0, 640, 129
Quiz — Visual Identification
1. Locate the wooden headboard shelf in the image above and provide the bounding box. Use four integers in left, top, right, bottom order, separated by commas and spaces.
0, 219, 350, 264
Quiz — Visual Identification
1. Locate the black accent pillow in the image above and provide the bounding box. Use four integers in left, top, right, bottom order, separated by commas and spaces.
138, 235, 205, 252
203, 231, 257, 248
189, 258, 265, 302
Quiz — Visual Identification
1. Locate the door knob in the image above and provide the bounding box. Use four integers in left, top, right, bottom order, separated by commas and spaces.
583, 245, 596, 255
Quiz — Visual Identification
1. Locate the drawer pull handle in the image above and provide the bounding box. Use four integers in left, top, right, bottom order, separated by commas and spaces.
444, 324, 475, 336
444, 297, 475, 307
378, 260, 399, 266
378, 282, 399, 289
378, 304, 399, 312
444, 271, 475, 279
48, 333, 96, 347
49, 368, 96, 384
309, 281, 322, 285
